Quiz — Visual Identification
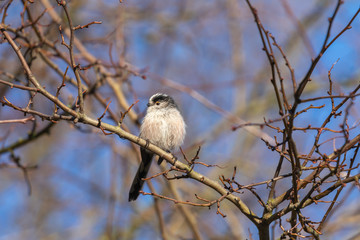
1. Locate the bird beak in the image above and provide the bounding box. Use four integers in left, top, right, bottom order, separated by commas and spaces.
147, 103, 150, 107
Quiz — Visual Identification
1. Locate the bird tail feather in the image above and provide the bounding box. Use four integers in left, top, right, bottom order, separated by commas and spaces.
128, 148, 153, 201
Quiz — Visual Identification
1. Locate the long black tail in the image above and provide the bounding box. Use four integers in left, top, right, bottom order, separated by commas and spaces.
128, 148, 153, 201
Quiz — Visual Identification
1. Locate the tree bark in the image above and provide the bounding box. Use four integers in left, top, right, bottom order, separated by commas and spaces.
258, 223, 270, 240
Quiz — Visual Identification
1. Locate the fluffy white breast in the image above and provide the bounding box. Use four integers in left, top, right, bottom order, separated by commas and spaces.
140, 107, 186, 151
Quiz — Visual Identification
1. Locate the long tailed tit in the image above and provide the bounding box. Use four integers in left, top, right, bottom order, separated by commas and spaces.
128, 93, 186, 201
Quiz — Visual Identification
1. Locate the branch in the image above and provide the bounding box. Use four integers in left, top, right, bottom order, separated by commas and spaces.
57, 0, 85, 114
74, 21, 102, 30
269, 173, 360, 222
0, 116, 35, 124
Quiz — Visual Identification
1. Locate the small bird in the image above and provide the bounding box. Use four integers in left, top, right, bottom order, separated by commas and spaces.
128, 93, 186, 201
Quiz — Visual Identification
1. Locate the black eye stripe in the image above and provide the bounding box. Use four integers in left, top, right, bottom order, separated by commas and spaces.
152, 95, 168, 102
149, 93, 178, 109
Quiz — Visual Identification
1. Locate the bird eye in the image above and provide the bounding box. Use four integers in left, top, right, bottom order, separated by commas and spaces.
155, 101, 160, 105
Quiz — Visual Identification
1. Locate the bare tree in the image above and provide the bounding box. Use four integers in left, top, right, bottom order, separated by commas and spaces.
0, 1, 359, 239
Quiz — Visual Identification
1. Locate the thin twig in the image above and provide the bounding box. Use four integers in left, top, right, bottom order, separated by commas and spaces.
0, 116, 35, 124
